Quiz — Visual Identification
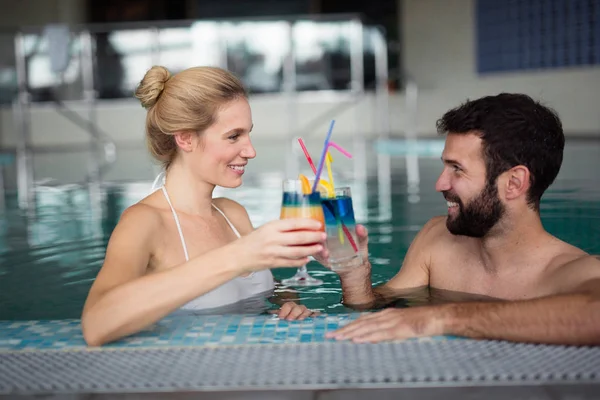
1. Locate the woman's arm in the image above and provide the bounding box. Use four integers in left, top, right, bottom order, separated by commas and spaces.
81, 204, 244, 346
213, 198, 318, 320
82, 203, 325, 346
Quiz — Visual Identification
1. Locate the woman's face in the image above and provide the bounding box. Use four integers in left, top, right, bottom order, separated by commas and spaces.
184, 97, 256, 188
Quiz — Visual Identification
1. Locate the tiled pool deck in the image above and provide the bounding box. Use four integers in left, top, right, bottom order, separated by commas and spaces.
0, 313, 375, 351
0, 312, 599, 399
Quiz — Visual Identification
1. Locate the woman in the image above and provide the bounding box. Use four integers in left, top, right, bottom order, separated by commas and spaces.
81, 66, 326, 346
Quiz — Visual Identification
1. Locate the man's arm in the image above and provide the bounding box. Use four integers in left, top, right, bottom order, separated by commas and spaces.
443, 280, 600, 345
443, 255, 600, 345
328, 258, 600, 346
338, 218, 443, 309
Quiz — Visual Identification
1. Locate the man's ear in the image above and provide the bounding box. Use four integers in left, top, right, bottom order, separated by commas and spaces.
173, 131, 195, 152
501, 165, 531, 201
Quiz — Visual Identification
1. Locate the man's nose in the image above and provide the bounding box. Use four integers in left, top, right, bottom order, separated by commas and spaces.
435, 169, 451, 192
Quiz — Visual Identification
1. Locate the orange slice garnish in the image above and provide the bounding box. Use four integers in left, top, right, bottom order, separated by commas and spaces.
298, 174, 312, 194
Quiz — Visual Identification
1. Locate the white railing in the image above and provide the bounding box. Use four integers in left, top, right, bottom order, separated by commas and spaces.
0, 14, 411, 214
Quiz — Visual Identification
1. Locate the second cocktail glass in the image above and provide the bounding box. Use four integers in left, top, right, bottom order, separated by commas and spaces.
320, 186, 362, 270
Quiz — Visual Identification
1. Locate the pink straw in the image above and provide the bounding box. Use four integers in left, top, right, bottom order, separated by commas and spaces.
341, 224, 359, 252
328, 141, 352, 159
297, 138, 317, 174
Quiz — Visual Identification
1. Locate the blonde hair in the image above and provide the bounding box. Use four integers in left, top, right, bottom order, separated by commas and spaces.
134, 66, 247, 169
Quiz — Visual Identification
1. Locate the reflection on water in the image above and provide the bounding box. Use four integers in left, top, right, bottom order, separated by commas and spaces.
0, 140, 599, 321
172, 289, 275, 317
383, 286, 500, 309
170, 286, 504, 317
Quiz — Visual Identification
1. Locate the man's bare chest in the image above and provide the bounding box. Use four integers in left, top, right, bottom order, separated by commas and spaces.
428, 251, 554, 300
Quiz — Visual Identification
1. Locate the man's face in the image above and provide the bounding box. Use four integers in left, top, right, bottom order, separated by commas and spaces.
443, 179, 505, 237
435, 133, 505, 238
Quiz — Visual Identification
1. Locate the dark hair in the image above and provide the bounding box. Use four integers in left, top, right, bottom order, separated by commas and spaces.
436, 93, 565, 210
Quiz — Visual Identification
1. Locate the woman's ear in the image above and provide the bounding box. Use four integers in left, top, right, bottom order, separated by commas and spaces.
173, 131, 195, 152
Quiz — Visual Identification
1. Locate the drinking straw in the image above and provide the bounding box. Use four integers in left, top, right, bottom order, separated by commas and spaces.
297, 138, 333, 197
325, 151, 345, 245
318, 179, 335, 197
325, 152, 335, 192
328, 141, 353, 159
297, 138, 317, 174
311, 120, 336, 193
296, 129, 358, 253
341, 223, 358, 251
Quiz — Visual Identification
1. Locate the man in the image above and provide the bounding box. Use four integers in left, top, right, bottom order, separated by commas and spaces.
325, 93, 600, 345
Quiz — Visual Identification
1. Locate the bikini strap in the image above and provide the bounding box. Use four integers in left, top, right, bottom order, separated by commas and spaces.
212, 203, 242, 238
161, 186, 190, 261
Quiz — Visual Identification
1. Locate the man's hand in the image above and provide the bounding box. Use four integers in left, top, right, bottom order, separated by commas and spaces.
325, 307, 447, 343
313, 224, 370, 272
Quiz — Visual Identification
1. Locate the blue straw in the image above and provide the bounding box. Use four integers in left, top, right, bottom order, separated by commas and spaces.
311, 119, 336, 193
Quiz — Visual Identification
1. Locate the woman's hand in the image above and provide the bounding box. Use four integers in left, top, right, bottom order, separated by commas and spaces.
273, 301, 320, 320
234, 218, 327, 273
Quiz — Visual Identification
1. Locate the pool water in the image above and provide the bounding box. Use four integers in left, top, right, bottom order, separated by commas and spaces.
0, 139, 599, 321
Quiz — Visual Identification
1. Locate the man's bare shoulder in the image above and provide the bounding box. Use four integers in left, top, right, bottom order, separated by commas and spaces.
559, 253, 600, 273
548, 250, 600, 294
418, 215, 465, 245
420, 215, 448, 236
547, 238, 593, 270
407, 215, 470, 257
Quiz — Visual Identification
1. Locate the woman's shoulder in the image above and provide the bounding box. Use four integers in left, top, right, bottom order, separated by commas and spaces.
117, 194, 165, 234
102, 198, 164, 263
212, 197, 253, 235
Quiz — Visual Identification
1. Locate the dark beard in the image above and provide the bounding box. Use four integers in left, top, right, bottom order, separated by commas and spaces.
444, 182, 505, 238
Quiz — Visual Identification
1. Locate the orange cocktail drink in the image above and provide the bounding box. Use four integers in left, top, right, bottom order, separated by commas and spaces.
279, 179, 325, 231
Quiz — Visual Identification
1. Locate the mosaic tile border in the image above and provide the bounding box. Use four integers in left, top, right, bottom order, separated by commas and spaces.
0, 313, 457, 351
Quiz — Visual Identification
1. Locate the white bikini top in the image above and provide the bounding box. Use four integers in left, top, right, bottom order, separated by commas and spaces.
161, 185, 241, 262
157, 180, 274, 312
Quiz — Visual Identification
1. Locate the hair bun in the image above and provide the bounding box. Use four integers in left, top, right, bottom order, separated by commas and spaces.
134, 66, 171, 109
